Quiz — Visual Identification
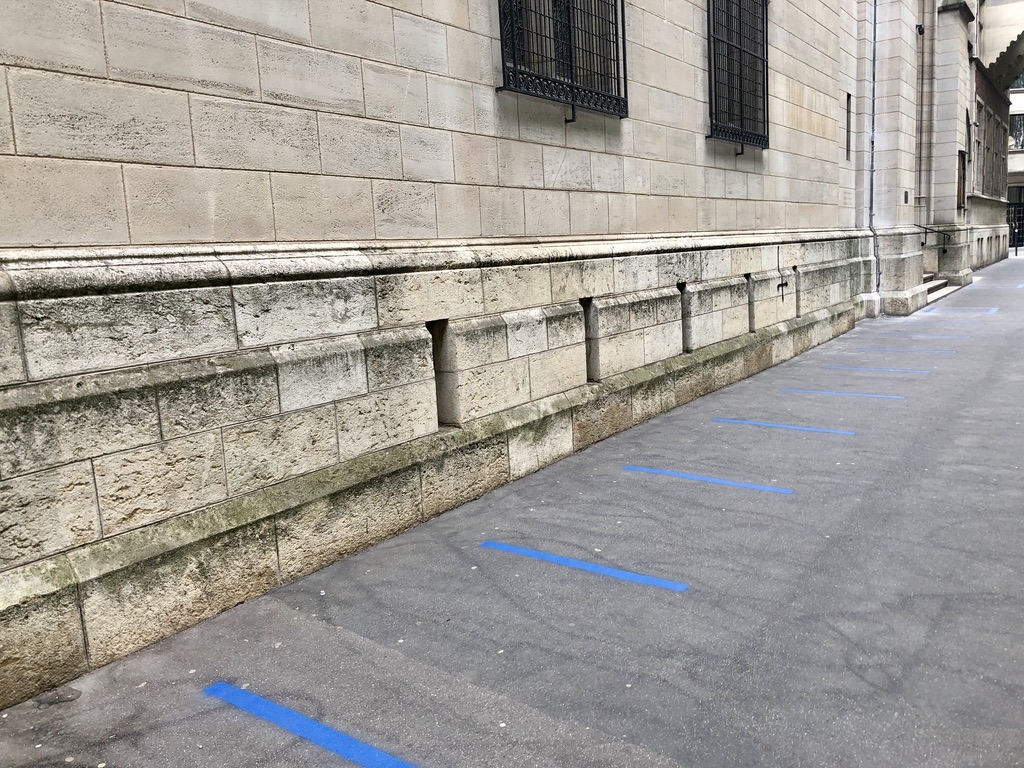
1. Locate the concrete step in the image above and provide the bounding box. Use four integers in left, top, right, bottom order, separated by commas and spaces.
923, 277, 949, 294
926, 283, 963, 303
923, 272, 936, 283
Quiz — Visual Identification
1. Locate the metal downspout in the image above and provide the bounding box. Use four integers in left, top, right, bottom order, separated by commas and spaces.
869, 0, 881, 301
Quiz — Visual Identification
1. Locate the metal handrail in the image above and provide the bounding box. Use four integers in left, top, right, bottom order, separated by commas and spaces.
916, 225, 950, 254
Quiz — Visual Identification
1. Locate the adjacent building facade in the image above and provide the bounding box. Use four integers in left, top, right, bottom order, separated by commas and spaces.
1, 0, 1021, 707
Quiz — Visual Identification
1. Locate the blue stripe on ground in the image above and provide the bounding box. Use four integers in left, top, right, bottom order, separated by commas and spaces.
922, 306, 998, 314
204, 682, 418, 768
821, 365, 931, 374
876, 333, 971, 339
480, 540, 690, 592
623, 464, 794, 494
856, 348, 956, 354
781, 388, 905, 400
712, 417, 855, 435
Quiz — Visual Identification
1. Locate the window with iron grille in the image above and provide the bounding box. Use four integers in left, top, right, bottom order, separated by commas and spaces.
707, 0, 769, 148
497, 0, 628, 117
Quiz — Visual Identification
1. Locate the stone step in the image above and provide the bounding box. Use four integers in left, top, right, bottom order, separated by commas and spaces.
923, 272, 936, 283
923, 277, 949, 294
926, 283, 963, 303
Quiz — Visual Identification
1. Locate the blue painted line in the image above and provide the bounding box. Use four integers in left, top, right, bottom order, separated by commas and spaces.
822, 365, 931, 374
205, 682, 418, 768
712, 417, 855, 435
480, 540, 690, 592
1017, 284, 1024, 289
922, 306, 998, 314
856, 348, 956, 354
781, 388, 905, 400
877, 333, 971, 339
623, 464, 794, 494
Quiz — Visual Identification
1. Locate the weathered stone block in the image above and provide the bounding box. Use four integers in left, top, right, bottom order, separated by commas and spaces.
319, 115, 403, 179
362, 326, 433, 391
749, 270, 797, 329
336, 379, 438, 461
434, 315, 508, 372
377, 268, 483, 325
257, 38, 363, 114
400, 125, 455, 182
713, 350, 745, 389
394, 12, 449, 74
0, 68, 11, 155
186, 0, 311, 43
545, 303, 586, 347
272, 336, 367, 412
422, 435, 509, 518
191, 96, 320, 173
614, 253, 661, 293
503, 308, 548, 358
223, 406, 338, 494
0, 463, 98, 570
644, 321, 683, 364
309, 0, 396, 62
436, 184, 482, 238
428, 75, 476, 132
77, 518, 278, 666
550, 258, 615, 303
508, 409, 573, 479
233, 276, 378, 347
104, 2, 260, 98
276, 467, 422, 580
529, 344, 587, 399
437, 358, 530, 423
572, 389, 631, 449
123, 165, 274, 244
744, 340, 773, 378
19, 287, 237, 379
675, 361, 715, 405
632, 376, 676, 424
272, 173, 375, 241
362, 62, 428, 125
585, 295, 631, 338
0, 300, 24, 385
372, 180, 438, 239
94, 431, 227, 535
8, 69, 194, 165
0, 385, 159, 477
0, 558, 87, 711
157, 353, 279, 437
0, 0, 105, 76
482, 264, 552, 314
587, 329, 645, 380
0, 156, 128, 247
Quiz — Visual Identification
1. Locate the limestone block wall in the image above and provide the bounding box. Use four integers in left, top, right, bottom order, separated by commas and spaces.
434, 302, 587, 423
583, 288, 683, 381
683, 278, 750, 351
0, 0, 862, 247
0, 231, 873, 708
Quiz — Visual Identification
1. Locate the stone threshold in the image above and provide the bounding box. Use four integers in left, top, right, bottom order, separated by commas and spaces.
0, 301, 856, 710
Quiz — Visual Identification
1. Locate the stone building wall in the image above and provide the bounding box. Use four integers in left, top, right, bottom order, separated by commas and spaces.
0, 0, 860, 246
0, 0, 1014, 709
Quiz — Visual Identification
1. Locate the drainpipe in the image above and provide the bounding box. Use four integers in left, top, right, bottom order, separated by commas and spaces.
869, 0, 881, 303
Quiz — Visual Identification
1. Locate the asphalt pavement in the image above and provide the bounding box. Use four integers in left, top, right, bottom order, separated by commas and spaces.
3, 257, 1023, 768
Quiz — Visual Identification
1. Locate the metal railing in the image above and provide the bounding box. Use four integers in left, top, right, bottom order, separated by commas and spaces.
498, 0, 628, 118
708, 0, 769, 148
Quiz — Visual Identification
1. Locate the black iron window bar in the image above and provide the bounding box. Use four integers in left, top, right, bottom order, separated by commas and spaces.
708, 0, 769, 148
498, 0, 628, 119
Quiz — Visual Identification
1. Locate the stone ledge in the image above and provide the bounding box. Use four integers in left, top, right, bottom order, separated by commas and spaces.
0, 229, 872, 299
0, 301, 854, 709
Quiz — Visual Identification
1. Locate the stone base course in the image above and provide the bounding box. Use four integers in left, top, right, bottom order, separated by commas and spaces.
0, 298, 854, 709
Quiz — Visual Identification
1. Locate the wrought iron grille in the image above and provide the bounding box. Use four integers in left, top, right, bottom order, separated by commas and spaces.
708, 0, 769, 148
498, 0, 628, 117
